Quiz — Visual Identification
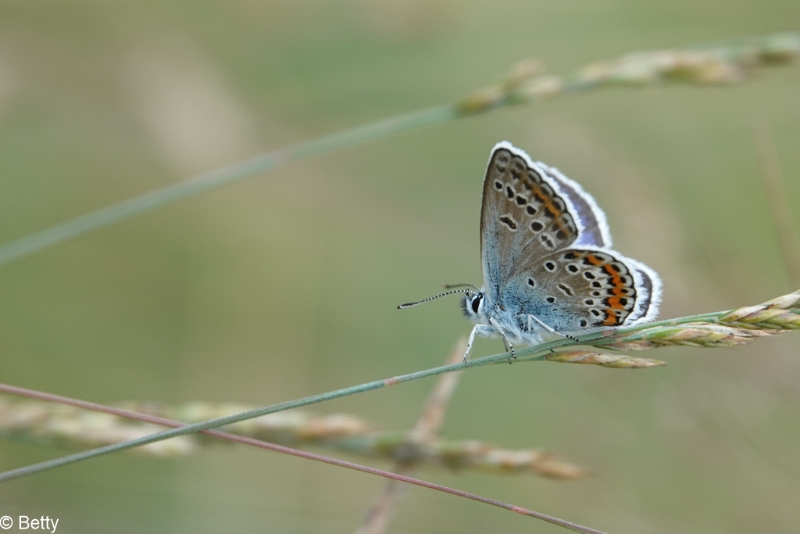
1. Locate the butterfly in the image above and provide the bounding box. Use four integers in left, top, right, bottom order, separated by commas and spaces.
400, 142, 662, 361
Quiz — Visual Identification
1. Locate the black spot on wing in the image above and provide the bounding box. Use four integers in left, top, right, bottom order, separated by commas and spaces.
557, 284, 574, 296
540, 234, 555, 249
499, 216, 518, 230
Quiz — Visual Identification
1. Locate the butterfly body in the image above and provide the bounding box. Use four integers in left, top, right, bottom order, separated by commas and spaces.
458, 142, 662, 360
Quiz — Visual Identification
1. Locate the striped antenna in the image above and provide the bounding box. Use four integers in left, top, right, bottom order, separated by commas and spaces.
443, 283, 480, 291
397, 288, 471, 309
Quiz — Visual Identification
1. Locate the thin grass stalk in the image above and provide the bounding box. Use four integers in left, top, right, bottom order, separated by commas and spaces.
0, 32, 796, 267
0, 392, 587, 477
1, 289, 798, 483
0, 384, 603, 534
357, 339, 466, 534
0, 349, 518, 483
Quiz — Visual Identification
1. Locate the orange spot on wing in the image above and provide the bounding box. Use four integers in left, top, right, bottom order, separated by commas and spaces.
599, 263, 631, 326
603, 310, 619, 326
530, 185, 563, 219
585, 254, 603, 266
524, 184, 569, 235
602, 266, 626, 299
551, 214, 567, 234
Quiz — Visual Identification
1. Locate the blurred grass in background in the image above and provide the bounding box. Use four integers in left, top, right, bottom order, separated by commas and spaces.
0, 1, 799, 533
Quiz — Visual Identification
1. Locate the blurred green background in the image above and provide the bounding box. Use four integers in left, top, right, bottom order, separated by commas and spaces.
1, 1, 799, 533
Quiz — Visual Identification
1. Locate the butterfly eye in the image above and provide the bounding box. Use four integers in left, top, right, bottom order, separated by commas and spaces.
471, 295, 482, 314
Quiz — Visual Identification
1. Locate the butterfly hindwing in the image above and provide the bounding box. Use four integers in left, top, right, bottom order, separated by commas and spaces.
623, 257, 662, 324
503, 247, 657, 333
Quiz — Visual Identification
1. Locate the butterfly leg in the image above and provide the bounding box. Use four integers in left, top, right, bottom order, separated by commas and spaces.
464, 325, 478, 362
524, 314, 579, 343
488, 317, 516, 360
463, 324, 495, 362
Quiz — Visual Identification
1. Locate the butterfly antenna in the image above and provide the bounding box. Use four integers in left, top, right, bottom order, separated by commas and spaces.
443, 283, 480, 291
397, 289, 471, 309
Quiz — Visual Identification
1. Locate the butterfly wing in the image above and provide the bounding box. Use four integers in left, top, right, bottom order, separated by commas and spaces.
480, 142, 602, 300
501, 248, 662, 334
480, 142, 661, 333
535, 162, 611, 248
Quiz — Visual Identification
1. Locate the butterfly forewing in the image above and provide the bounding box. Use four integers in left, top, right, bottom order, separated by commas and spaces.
536, 163, 612, 248
480, 145, 581, 299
